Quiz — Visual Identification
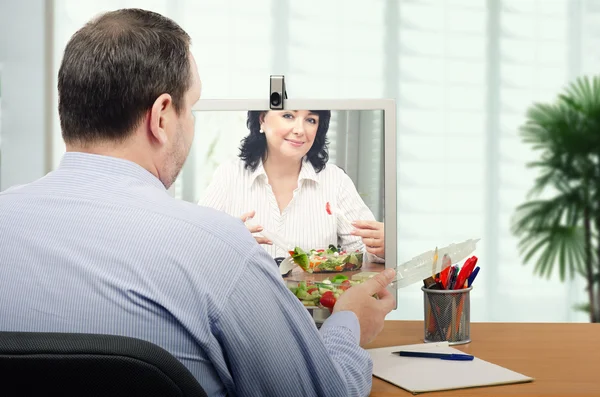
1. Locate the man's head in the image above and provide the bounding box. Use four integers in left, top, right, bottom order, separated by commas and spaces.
58, 8, 201, 188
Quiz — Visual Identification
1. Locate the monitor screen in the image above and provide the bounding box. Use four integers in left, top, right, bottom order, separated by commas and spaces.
177, 99, 397, 306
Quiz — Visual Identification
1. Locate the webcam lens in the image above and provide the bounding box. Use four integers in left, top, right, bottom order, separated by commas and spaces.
270, 92, 281, 106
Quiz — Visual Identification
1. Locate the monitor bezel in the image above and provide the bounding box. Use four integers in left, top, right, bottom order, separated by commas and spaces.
193, 99, 397, 306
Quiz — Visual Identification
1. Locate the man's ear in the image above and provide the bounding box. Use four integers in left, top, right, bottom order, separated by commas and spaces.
149, 93, 174, 145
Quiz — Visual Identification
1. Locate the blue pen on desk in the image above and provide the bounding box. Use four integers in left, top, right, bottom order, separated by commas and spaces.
392, 351, 474, 361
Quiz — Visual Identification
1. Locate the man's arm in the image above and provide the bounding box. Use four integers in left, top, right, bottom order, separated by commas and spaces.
213, 246, 372, 397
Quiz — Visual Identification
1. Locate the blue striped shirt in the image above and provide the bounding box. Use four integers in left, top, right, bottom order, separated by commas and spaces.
0, 152, 372, 396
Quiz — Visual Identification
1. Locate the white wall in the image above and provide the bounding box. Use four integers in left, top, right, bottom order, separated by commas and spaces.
0, 0, 592, 323
0, 0, 53, 191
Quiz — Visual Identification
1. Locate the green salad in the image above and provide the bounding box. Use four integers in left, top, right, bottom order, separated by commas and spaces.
290, 244, 363, 273
287, 275, 364, 310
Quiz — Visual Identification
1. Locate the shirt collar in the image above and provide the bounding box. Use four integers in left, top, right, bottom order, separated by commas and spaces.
249, 159, 268, 185
298, 158, 319, 183
58, 152, 167, 191
249, 157, 319, 186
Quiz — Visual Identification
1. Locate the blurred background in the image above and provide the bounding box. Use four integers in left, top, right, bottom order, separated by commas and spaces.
1, 0, 598, 323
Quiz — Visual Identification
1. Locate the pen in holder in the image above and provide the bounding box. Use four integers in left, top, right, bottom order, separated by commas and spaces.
422, 286, 472, 345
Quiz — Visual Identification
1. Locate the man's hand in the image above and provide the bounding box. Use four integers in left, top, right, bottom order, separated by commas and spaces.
240, 210, 271, 245
351, 220, 385, 258
333, 268, 396, 346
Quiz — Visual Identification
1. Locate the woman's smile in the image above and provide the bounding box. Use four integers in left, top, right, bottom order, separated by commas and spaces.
285, 138, 304, 147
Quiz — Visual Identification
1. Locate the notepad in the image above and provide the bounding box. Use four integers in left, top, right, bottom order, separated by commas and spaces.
367, 342, 534, 394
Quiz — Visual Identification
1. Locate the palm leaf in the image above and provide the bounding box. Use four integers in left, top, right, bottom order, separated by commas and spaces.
524, 160, 576, 198
516, 226, 585, 282
513, 73, 600, 298
573, 302, 591, 314
522, 95, 596, 159
561, 75, 600, 115
512, 192, 583, 237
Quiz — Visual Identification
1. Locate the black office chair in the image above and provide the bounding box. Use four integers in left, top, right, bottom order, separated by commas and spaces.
0, 331, 208, 397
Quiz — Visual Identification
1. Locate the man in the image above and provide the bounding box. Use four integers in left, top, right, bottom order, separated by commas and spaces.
0, 8, 396, 397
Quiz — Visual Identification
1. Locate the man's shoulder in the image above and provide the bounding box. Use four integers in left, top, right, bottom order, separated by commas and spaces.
161, 199, 280, 290
0, 185, 27, 196
0, 181, 34, 195
162, 198, 254, 246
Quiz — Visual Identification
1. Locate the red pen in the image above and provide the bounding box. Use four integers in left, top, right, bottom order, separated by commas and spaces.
454, 257, 476, 289
439, 254, 452, 288
453, 256, 478, 290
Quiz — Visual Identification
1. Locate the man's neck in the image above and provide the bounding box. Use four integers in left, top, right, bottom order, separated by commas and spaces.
66, 141, 159, 179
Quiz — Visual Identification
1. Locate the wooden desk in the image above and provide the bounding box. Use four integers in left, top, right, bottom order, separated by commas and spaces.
365, 321, 600, 396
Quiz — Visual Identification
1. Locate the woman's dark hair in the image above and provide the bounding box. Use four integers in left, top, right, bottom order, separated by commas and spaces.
239, 110, 331, 172
58, 9, 192, 144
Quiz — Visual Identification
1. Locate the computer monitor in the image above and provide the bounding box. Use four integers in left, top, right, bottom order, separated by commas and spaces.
179, 99, 397, 308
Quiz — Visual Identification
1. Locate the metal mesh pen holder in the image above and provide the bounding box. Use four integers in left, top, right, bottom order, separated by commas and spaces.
422, 286, 472, 345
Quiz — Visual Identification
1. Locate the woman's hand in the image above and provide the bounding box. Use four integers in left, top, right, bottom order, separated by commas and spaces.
240, 210, 272, 245
351, 220, 385, 258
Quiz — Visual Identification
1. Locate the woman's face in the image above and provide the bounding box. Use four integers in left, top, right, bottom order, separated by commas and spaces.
260, 110, 320, 161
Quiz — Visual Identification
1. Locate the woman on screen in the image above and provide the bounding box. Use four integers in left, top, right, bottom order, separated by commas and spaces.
199, 109, 385, 263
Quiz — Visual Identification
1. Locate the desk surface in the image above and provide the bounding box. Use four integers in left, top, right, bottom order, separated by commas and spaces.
365, 321, 600, 396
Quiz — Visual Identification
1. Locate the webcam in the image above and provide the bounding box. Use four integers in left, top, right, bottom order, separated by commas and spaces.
269, 75, 287, 110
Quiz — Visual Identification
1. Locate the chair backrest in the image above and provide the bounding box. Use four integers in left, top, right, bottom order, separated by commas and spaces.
0, 331, 208, 397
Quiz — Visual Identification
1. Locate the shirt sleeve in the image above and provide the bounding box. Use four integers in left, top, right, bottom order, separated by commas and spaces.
213, 245, 373, 397
335, 170, 384, 263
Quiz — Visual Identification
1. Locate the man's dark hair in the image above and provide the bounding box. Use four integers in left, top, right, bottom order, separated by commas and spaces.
58, 8, 192, 144
239, 110, 331, 172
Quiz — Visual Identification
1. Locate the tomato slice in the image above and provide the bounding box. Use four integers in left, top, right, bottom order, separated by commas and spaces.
319, 291, 336, 309
337, 280, 351, 291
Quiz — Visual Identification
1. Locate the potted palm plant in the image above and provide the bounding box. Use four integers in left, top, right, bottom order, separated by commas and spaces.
511, 75, 600, 323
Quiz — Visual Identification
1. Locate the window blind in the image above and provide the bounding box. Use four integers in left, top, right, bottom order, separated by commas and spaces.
49, 0, 591, 321
393, 0, 489, 319
495, 0, 584, 321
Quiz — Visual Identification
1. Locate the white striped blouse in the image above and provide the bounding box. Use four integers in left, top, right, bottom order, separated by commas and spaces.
200, 157, 384, 263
